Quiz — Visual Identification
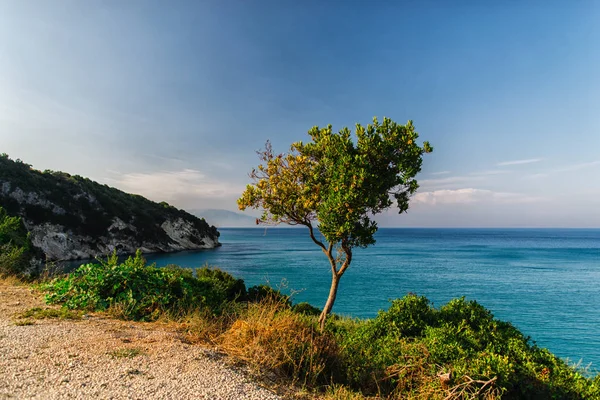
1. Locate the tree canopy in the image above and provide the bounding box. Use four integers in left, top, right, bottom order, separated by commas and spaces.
238, 117, 432, 329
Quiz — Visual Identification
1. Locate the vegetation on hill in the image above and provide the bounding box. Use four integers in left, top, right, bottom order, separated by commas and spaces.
0, 154, 219, 259
40, 255, 600, 399
0, 206, 34, 277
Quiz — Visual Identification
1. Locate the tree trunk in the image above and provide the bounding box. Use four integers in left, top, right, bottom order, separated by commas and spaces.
318, 272, 340, 331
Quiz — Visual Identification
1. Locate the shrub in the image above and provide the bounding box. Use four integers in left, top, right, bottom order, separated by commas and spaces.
247, 284, 290, 306
196, 266, 247, 301
293, 302, 322, 316
42, 251, 238, 320
0, 206, 33, 277
336, 294, 600, 399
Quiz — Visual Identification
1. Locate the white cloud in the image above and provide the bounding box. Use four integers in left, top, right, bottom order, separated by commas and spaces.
104, 169, 243, 208
419, 175, 485, 189
523, 173, 548, 179
469, 169, 509, 176
497, 158, 542, 166
412, 188, 542, 205
552, 161, 600, 173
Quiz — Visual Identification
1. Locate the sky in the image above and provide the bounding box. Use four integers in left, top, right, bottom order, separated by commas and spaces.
1, 1, 599, 227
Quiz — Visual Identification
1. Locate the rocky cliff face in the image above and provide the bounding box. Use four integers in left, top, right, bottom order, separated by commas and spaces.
0, 155, 220, 262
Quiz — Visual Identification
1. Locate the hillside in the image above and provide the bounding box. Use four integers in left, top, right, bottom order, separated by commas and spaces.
0, 154, 220, 262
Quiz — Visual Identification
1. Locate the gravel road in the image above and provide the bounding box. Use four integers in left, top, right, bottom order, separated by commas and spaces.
0, 282, 281, 400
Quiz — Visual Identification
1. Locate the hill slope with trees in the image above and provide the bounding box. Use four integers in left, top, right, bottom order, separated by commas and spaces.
0, 154, 219, 264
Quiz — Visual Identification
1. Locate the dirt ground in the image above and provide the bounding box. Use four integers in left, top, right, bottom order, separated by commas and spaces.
0, 280, 281, 400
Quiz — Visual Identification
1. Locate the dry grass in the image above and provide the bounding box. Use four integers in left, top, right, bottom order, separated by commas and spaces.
219, 299, 339, 388
109, 347, 146, 358
14, 319, 34, 326
321, 385, 369, 400
0, 275, 26, 287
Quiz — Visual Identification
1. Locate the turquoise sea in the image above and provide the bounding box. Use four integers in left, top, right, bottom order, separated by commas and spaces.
146, 228, 600, 372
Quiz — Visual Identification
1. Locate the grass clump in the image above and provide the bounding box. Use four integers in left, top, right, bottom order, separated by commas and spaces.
221, 299, 340, 388
109, 347, 145, 358
42, 251, 245, 320
14, 319, 34, 326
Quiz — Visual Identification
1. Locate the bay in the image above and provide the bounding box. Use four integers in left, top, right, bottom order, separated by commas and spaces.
146, 228, 600, 372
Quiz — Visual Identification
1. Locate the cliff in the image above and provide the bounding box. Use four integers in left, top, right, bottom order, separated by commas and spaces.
0, 154, 220, 261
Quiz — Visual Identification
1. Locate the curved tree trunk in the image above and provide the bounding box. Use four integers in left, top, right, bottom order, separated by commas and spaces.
318, 273, 340, 331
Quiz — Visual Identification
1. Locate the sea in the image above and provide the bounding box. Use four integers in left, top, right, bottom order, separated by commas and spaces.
144, 228, 600, 372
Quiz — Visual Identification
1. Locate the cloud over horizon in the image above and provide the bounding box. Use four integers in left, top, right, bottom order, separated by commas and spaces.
412, 188, 542, 206
496, 159, 543, 166
103, 169, 243, 210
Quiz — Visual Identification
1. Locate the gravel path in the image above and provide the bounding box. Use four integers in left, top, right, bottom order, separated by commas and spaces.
0, 283, 281, 400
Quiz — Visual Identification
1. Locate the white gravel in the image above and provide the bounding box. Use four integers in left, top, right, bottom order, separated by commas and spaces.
0, 284, 281, 400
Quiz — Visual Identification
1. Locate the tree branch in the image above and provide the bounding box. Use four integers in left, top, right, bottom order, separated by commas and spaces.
327, 242, 337, 275
337, 240, 352, 277
306, 223, 326, 252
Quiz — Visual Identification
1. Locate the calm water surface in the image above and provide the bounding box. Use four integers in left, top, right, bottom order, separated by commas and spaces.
145, 228, 600, 371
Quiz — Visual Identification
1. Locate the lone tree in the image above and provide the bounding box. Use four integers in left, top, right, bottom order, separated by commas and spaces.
238, 117, 432, 330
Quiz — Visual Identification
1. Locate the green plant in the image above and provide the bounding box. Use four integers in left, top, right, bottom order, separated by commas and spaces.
247, 284, 290, 306
42, 251, 239, 320
292, 302, 322, 316
195, 266, 247, 301
0, 206, 33, 277
336, 294, 600, 399
109, 347, 145, 358
238, 117, 432, 330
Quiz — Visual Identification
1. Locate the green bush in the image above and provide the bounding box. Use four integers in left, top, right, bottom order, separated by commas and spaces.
247, 284, 290, 305
0, 206, 33, 277
196, 266, 247, 301
292, 302, 322, 316
42, 251, 238, 320
335, 294, 600, 399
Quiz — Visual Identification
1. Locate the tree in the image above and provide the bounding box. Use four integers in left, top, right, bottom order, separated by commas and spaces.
238, 117, 432, 330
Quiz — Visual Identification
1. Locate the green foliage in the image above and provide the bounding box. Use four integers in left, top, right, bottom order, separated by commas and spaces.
336, 294, 600, 399
292, 302, 322, 316
0, 206, 33, 277
247, 284, 291, 306
42, 251, 238, 320
238, 117, 432, 246
195, 266, 247, 301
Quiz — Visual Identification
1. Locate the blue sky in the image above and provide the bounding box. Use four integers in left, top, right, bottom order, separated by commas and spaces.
1, 1, 599, 227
